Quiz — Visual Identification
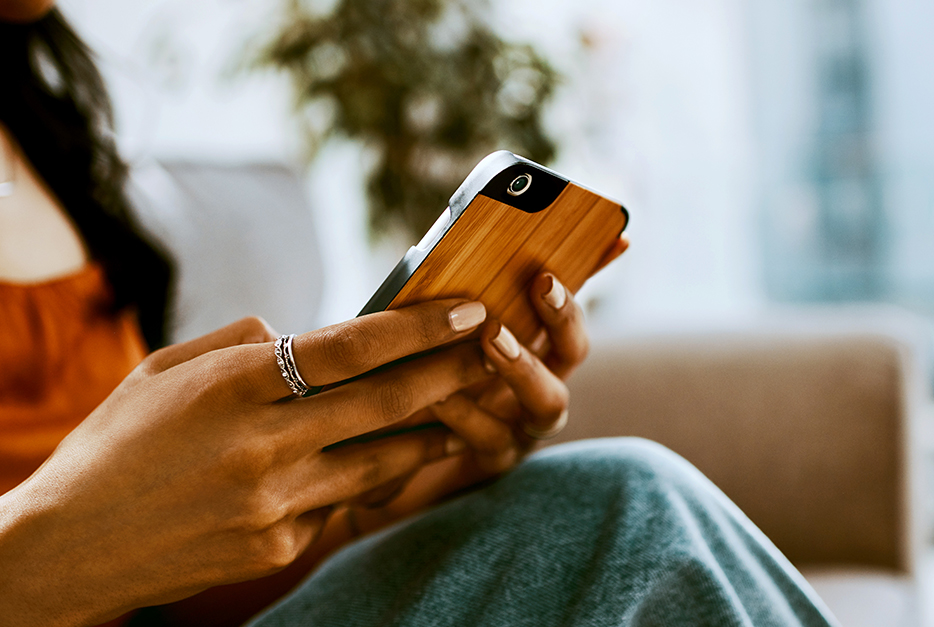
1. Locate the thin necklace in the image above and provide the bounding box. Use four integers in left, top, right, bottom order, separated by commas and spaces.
0, 134, 16, 198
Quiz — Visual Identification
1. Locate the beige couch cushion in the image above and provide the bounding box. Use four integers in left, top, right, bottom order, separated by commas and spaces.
559, 334, 911, 571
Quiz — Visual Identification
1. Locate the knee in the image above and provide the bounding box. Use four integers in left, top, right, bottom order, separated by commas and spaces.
516, 437, 709, 501
530, 437, 693, 476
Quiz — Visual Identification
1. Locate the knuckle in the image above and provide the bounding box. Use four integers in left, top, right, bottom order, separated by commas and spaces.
555, 383, 571, 413
246, 525, 302, 574
527, 388, 569, 426
492, 447, 520, 473
541, 383, 571, 421
128, 358, 158, 383
574, 332, 590, 363
239, 316, 274, 343
440, 396, 472, 425
510, 350, 538, 380
372, 380, 416, 422
357, 454, 387, 489
554, 311, 589, 365
320, 323, 376, 373
476, 428, 515, 456
201, 351, 246, 401
218, 443, 277, 486
412, 309, 439, 347
135, 347, 171, 378
454, 345, 485, 386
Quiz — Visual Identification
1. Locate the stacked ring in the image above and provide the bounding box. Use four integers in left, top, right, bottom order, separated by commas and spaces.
274, 334, 311, 397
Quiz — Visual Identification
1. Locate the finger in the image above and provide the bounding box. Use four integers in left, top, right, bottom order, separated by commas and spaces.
591, 234, 630, 276
143, 316, 278, 374
429, 393, 519, 473
309, 427, 465, 507
290, 506, 332, 554
281, 342, 492, 445
348, 474, 414, 508
475, 379, 523, 422
249, 299, 487, 402
481, 321, 570, 438
529, 274, 588, 378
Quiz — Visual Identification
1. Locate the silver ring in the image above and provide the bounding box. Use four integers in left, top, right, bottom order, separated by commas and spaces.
275, 334, 310, 397
522, 409, 568, 440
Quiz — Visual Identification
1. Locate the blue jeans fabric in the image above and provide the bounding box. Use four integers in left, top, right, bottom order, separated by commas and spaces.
248, 438, 838, 627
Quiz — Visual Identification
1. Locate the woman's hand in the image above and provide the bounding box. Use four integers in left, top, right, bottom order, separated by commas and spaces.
432, 234, 632, 471
0, 300, 493, 627
348, 235, 631, 529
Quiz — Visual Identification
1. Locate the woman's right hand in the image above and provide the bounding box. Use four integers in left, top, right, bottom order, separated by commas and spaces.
0, 300, 491, 627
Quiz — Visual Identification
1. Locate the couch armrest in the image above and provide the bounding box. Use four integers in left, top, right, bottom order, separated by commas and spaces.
558, 331, 923, 573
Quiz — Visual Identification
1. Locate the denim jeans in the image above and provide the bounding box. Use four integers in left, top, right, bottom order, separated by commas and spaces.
248, 438, 838, 627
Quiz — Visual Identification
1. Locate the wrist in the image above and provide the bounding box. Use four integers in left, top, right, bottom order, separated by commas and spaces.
0, 483, 99, 627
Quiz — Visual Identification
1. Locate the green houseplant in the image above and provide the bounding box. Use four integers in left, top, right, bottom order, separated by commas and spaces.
258, 0, 558, 238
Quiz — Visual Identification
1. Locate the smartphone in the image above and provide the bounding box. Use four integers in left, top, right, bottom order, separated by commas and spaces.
359, 150, 629, 346
322, 151, 628, 448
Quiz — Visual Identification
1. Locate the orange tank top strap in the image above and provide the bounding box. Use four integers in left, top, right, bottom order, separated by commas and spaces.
0, 262, 148, 495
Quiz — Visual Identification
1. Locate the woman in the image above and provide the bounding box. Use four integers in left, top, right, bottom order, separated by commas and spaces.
0, 2, 837, 627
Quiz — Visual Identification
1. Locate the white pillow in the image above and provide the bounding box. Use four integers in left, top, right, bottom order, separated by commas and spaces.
129, 160, 324, 344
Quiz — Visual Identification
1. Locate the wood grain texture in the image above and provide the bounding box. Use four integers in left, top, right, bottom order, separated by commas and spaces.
387, 183, 627, 345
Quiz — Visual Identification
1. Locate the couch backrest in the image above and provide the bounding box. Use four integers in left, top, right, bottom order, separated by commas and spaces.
561, 333, 923, 573
129, 161, 324, 344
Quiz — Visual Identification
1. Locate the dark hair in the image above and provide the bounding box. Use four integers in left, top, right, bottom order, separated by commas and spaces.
0, 9, 172, 349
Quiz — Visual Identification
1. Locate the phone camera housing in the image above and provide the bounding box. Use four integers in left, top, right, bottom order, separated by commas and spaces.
507, 173, 533, 197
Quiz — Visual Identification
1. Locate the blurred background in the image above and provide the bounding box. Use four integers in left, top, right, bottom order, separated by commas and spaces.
54, 0, 934, 332
55, 0, 934, 338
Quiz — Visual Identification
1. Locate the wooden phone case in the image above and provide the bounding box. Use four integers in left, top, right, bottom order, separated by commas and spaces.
359, 151, 629, 346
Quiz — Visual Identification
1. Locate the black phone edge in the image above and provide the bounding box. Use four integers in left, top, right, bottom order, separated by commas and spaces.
357, 150, 629, 317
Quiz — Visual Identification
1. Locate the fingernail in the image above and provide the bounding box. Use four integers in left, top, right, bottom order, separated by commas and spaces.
542, 275, 567, 310
449, 301, 487, 333
491, 324, 521, 361
445, 434, 467, 456
483, 356, 498, 374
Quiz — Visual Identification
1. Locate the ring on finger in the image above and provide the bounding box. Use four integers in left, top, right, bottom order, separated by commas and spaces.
521, 408, 568, 440
275, 334, 311, 397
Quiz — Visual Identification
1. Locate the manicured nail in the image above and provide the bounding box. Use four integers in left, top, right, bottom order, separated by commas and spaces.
483, 356, 498, 374
542, 275, 566, 310
449, 301, 486, 333
446, 434, 467, 455
491, 324, 521, 360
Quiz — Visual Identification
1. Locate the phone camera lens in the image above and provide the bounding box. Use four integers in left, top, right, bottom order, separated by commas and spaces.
507, 173, 533, 197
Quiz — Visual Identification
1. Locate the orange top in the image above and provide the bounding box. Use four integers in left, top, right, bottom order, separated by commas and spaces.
0, 263, 148, 495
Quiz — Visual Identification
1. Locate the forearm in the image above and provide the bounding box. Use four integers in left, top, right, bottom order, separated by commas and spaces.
0, 484, 96, 627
